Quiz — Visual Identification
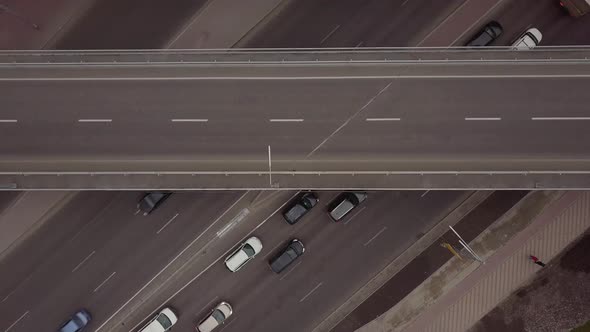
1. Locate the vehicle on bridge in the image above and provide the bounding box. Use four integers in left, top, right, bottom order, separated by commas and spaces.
560, 0, 590, 16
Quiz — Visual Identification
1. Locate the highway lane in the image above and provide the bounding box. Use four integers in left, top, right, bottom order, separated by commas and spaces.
0, 191, 242, 332
1, 61, 590, 167
243, 0, 468, 48
119, 190, 470, 332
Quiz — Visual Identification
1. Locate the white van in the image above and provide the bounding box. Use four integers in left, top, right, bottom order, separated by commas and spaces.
512, 28, 542, 50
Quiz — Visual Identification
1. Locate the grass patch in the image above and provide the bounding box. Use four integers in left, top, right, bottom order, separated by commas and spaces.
572, 320, 590, 332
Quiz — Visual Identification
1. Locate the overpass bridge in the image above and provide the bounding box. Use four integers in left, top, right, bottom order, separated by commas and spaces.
1, 48, 590, 190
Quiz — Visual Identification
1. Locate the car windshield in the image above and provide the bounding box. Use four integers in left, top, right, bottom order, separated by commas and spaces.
212, 309, 226, 323
156, 314, 173, 328
60, 320, 81, 332
242, 244, 255, 256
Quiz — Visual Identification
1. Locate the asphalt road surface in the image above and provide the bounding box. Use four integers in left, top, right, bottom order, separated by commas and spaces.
0, 191, 242, 332
1, 57, 590, 170
117, 190, 469, 332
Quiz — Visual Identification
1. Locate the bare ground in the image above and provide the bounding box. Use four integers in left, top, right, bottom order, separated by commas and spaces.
469, 231, 590, 332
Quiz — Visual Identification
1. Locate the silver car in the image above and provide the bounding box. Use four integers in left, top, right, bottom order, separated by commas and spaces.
224, 236, 263, 272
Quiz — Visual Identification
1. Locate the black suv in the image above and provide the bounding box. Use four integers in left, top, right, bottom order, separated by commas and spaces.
138, 192, 172, 215
269, 239, 305, 273
466, 21, 503, 46
282, 192, 318, 225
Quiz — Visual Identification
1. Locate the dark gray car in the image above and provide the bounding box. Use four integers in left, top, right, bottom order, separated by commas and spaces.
269, 239, 305, 273
138, 192, 172, 215
282, 193, 319, 225
466, 21, 503, 46
327, 192, 367, 221
59, 310, 91, 332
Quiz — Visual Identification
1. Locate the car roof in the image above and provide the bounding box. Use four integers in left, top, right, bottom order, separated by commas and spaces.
225, 237, 262, 271
198, 303, 232, 332
139, 308, 177, 332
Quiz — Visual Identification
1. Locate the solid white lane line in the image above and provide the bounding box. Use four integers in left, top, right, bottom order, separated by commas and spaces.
5, 311, 29, 332
78, 119, 112, 123
171, 118, 208, 122
72, 250, 96, 273
269, 118, 304, 122
279, 261, 302, 281
343, 206, 366, 225
364, 226, 388, 246
365, 117, 401, 121
299, 282, 323, 303
93, 272, 116, 293
531, 117, 590, 121
156, 213, 179, 234
320, 25, 341, 44
0, 119, 17, 123
198, 296, 219, 315
263, 241, 286, 259
421, 190, 430, 198
95, 191, 250, 332
464, 117, 501, 121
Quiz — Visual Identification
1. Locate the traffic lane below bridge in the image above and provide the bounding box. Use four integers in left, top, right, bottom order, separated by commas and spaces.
153, 190, 470, 331
0, 191, 241, 332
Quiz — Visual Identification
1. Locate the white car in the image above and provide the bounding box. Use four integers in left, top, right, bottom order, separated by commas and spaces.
139, 308, 178, 332
512, 28, 542, 50
196, 302, 233, 332
224, 236, 263, 272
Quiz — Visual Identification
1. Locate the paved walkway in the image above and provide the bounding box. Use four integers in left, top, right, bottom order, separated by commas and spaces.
358, 191, 590, 332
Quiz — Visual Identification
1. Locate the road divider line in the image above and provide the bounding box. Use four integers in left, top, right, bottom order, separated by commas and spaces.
280, 261, 302, 281
344, 206, 367, 225
531, 117, 590, 121
320, 25, 340, 44
93, 272, 116, 293
421, 190, 430, 198
0, 119, 17, 123
365, 117, 401, 121
269, 118, 304, 122
363, 226, 388, 247
171, 118, 208, 122
401, 0, 411, 5
355, 41, 364, 48
197, 296, 219, 316
263, 241, 285, 260
464, 117, 501, 121
78, 119, 112, 123
300, 282, 323, 303
217, 208, 250, 237
4, 311, 29, 332
156, 213, 180, 234
96, 191, 250, 332
72, 250, 96, 273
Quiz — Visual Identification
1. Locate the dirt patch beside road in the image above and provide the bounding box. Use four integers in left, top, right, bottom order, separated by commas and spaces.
470, 231, 590, 332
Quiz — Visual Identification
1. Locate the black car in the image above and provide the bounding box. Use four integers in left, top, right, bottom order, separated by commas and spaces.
269, 239, 305, 273
282, 192, 319, 225
466, 21, 503, 46
138, 192, 172, 215
327, 192, 367, 221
